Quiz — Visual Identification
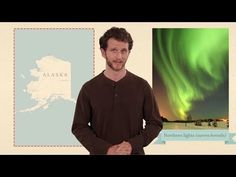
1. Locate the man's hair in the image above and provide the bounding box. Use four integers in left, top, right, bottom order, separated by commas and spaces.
99, 27, 133, 50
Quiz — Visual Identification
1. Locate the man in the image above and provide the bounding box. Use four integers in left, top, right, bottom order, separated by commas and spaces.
72, 27, 163, 155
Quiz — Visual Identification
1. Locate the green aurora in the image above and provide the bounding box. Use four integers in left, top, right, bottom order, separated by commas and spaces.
153, 28, 228, 120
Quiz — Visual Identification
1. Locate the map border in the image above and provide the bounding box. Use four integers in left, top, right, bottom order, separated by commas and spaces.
13, 28, 95, 147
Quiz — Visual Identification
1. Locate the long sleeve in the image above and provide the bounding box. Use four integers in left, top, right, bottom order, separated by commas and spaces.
128, 81, 163, 152
71, 85, 111, 154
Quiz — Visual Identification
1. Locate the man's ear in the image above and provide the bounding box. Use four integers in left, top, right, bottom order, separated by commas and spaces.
100, 48, 106, 58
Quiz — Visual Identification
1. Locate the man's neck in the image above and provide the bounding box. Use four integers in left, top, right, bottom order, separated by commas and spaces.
104, 68, 127, 82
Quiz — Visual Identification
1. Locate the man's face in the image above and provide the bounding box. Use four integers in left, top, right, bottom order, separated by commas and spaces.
101, 38, 130, 72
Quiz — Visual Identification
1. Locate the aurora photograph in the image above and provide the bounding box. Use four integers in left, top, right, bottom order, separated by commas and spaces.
153, 28, 229, 129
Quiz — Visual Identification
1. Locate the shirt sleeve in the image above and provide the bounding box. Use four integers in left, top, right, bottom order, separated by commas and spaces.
71, 85, 111, 154
128, 81, 163, 152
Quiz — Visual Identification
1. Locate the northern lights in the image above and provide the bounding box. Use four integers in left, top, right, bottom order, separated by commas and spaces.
153, 28, 228, 120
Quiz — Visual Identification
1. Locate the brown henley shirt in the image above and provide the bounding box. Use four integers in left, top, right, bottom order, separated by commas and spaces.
72, 70, 163, 155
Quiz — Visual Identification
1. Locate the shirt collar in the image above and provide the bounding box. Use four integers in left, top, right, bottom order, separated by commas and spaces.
101, 70, 130, 86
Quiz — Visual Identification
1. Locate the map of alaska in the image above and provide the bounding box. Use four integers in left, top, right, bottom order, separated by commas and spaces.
20, 55, 76, 112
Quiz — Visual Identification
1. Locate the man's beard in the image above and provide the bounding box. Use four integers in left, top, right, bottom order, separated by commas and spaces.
106, 59, 126, 72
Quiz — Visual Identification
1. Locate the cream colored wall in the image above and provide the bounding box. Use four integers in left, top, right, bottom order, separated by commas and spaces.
0, 22, 235, 154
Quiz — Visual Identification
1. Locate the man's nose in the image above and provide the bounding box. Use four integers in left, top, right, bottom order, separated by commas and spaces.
115, 51, 122, 59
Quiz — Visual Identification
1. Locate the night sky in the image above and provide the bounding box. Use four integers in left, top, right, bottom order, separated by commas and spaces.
153, 28, 228, 121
